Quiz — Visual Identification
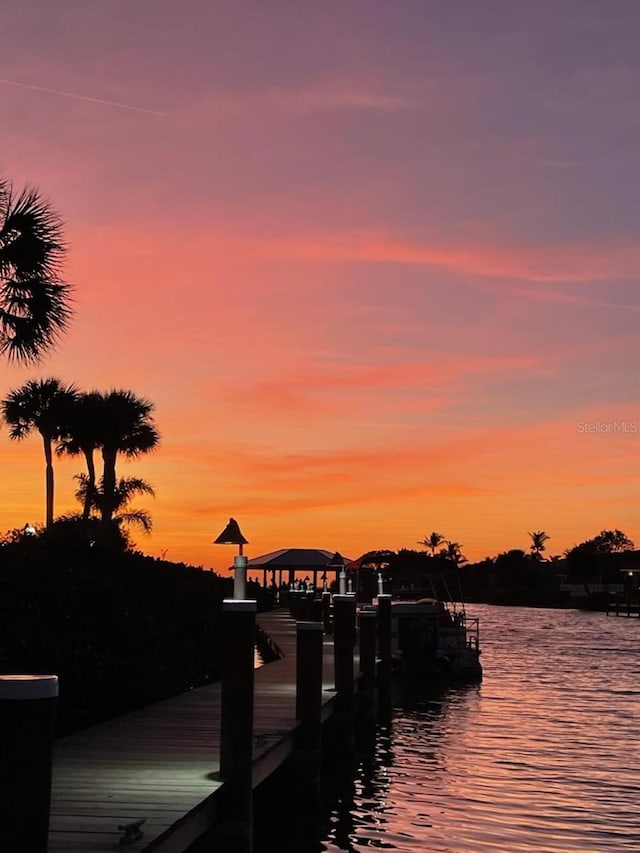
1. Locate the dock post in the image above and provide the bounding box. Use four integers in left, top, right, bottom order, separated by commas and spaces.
322, 591, 332, 634
333, 594, 356, 712
295, 621, 324, 750
309, 595, 323, 623
359, 610, 377, 680
358, 609, 377, 720
218, 599, 257, 853
377, 594, 392, 676
290, 590, 305, 620
303, 590, 315, 621
0, 674, 58, 853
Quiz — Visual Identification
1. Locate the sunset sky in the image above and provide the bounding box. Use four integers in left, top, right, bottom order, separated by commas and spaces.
1, 0, 638, 570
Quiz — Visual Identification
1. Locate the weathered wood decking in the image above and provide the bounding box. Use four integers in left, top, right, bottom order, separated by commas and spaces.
48, 610, 341, 852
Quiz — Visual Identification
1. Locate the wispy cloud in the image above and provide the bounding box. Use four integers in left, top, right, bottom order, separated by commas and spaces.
266, 232, 640, 285
69, 222, 640, 291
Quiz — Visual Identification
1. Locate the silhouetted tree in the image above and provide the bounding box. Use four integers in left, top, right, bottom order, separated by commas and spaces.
56, 391, 104, 521
0, 178, 72, 362
494, 549, 531, 594
528, 530, 550, 560
74, 473, 155, 533
1, 378, 78, 527
591, 529, 634, 553
440, 541, 467, 567
564, 529, 635, 587
94, 390, 159, 527
418, 531, 445, 556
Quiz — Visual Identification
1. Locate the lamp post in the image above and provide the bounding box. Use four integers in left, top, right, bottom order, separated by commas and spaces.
328, 551, 347, 595
214, 518, 249, 600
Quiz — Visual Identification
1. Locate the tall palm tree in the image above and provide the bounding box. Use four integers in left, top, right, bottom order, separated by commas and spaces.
528, 530, 550, 560
418, 531, 445, 557
56, 391, 104, 521
1, 378, 78, 527
0, 179, 72, 362
97, 390, 159, 526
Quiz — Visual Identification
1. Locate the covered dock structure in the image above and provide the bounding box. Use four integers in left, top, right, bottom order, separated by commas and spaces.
245, 548, 351, 591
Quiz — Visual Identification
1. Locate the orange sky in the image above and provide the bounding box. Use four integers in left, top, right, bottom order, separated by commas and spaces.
1, 1, 638, 570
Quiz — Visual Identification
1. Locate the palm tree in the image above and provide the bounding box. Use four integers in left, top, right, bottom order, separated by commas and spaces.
418, 531, 445, 557
528, 530, 550, 560
56, 391, 104, 521
74, 473, 155, 533
0, 179, 72, 362
442, 541, 467, 567
97, 391, 159, 526
1, 378, 78, 527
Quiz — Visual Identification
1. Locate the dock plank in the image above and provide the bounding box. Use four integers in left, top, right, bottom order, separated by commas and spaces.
48, 609, 345, 852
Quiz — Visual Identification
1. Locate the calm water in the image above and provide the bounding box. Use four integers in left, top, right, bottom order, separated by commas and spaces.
257, 605, 640, 853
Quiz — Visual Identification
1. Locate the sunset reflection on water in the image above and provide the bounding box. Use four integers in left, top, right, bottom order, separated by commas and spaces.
259, 605, 640, 853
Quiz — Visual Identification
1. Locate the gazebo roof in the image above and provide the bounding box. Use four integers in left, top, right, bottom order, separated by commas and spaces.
246, 548, 351, 569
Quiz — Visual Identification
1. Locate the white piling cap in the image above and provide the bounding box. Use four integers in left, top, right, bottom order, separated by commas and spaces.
0, 675, 59, 700
223, 599, 257, 612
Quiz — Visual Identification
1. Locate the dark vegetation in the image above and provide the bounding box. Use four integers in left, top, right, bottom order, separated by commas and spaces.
358, 528, 637, 609
0, 524, 272, 736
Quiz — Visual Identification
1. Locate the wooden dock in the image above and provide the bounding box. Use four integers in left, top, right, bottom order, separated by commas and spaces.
48, 609, 343, 852
607, 597, 640, 617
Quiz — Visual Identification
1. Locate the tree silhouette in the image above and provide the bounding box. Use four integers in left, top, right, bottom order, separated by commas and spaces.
74, 473, 155, 533
96, 391, 159, 527
57, 391, 104, 521
418, 531, 445, 556
441, 541, 467, 567
1, 378, 78, 527
564, 529, 635, 587
528, 530, 550, 560
0, 178, 72, 362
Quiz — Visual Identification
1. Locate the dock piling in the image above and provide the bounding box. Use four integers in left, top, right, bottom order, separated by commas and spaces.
0, 674, 58, 853
218, 599, 257, 853
377, 594, 392, 675
321, 591, 332, 634
295, 621, 324, 758
333, 594, 356, 713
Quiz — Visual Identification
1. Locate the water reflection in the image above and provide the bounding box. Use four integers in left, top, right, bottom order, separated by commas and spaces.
255, 606, 640, 853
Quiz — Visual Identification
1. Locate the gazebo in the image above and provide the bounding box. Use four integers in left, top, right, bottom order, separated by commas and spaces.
244, 548, 351, 590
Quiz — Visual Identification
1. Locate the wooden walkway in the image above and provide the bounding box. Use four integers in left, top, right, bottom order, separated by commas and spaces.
48, 610, 341, 852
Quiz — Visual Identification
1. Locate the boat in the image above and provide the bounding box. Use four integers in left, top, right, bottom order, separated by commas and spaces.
384, 597, 482, 681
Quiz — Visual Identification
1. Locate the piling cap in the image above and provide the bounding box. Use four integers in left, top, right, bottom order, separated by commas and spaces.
0, 675, 58, 700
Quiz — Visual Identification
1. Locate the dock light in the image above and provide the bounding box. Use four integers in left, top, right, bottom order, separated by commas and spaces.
214, 518, 249, 600
377, 572, 384, 596
329, 552, 347, 595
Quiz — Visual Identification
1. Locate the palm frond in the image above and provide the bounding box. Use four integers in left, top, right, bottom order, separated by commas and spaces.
0, 184, 66, 277
0, 180, 72, 363
115, 509, 153, 533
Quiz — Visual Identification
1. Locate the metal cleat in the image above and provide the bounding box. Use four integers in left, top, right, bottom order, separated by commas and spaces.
117, 817, 146, 846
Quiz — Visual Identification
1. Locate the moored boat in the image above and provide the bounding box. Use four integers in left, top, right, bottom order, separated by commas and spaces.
385, 597, 482, 681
